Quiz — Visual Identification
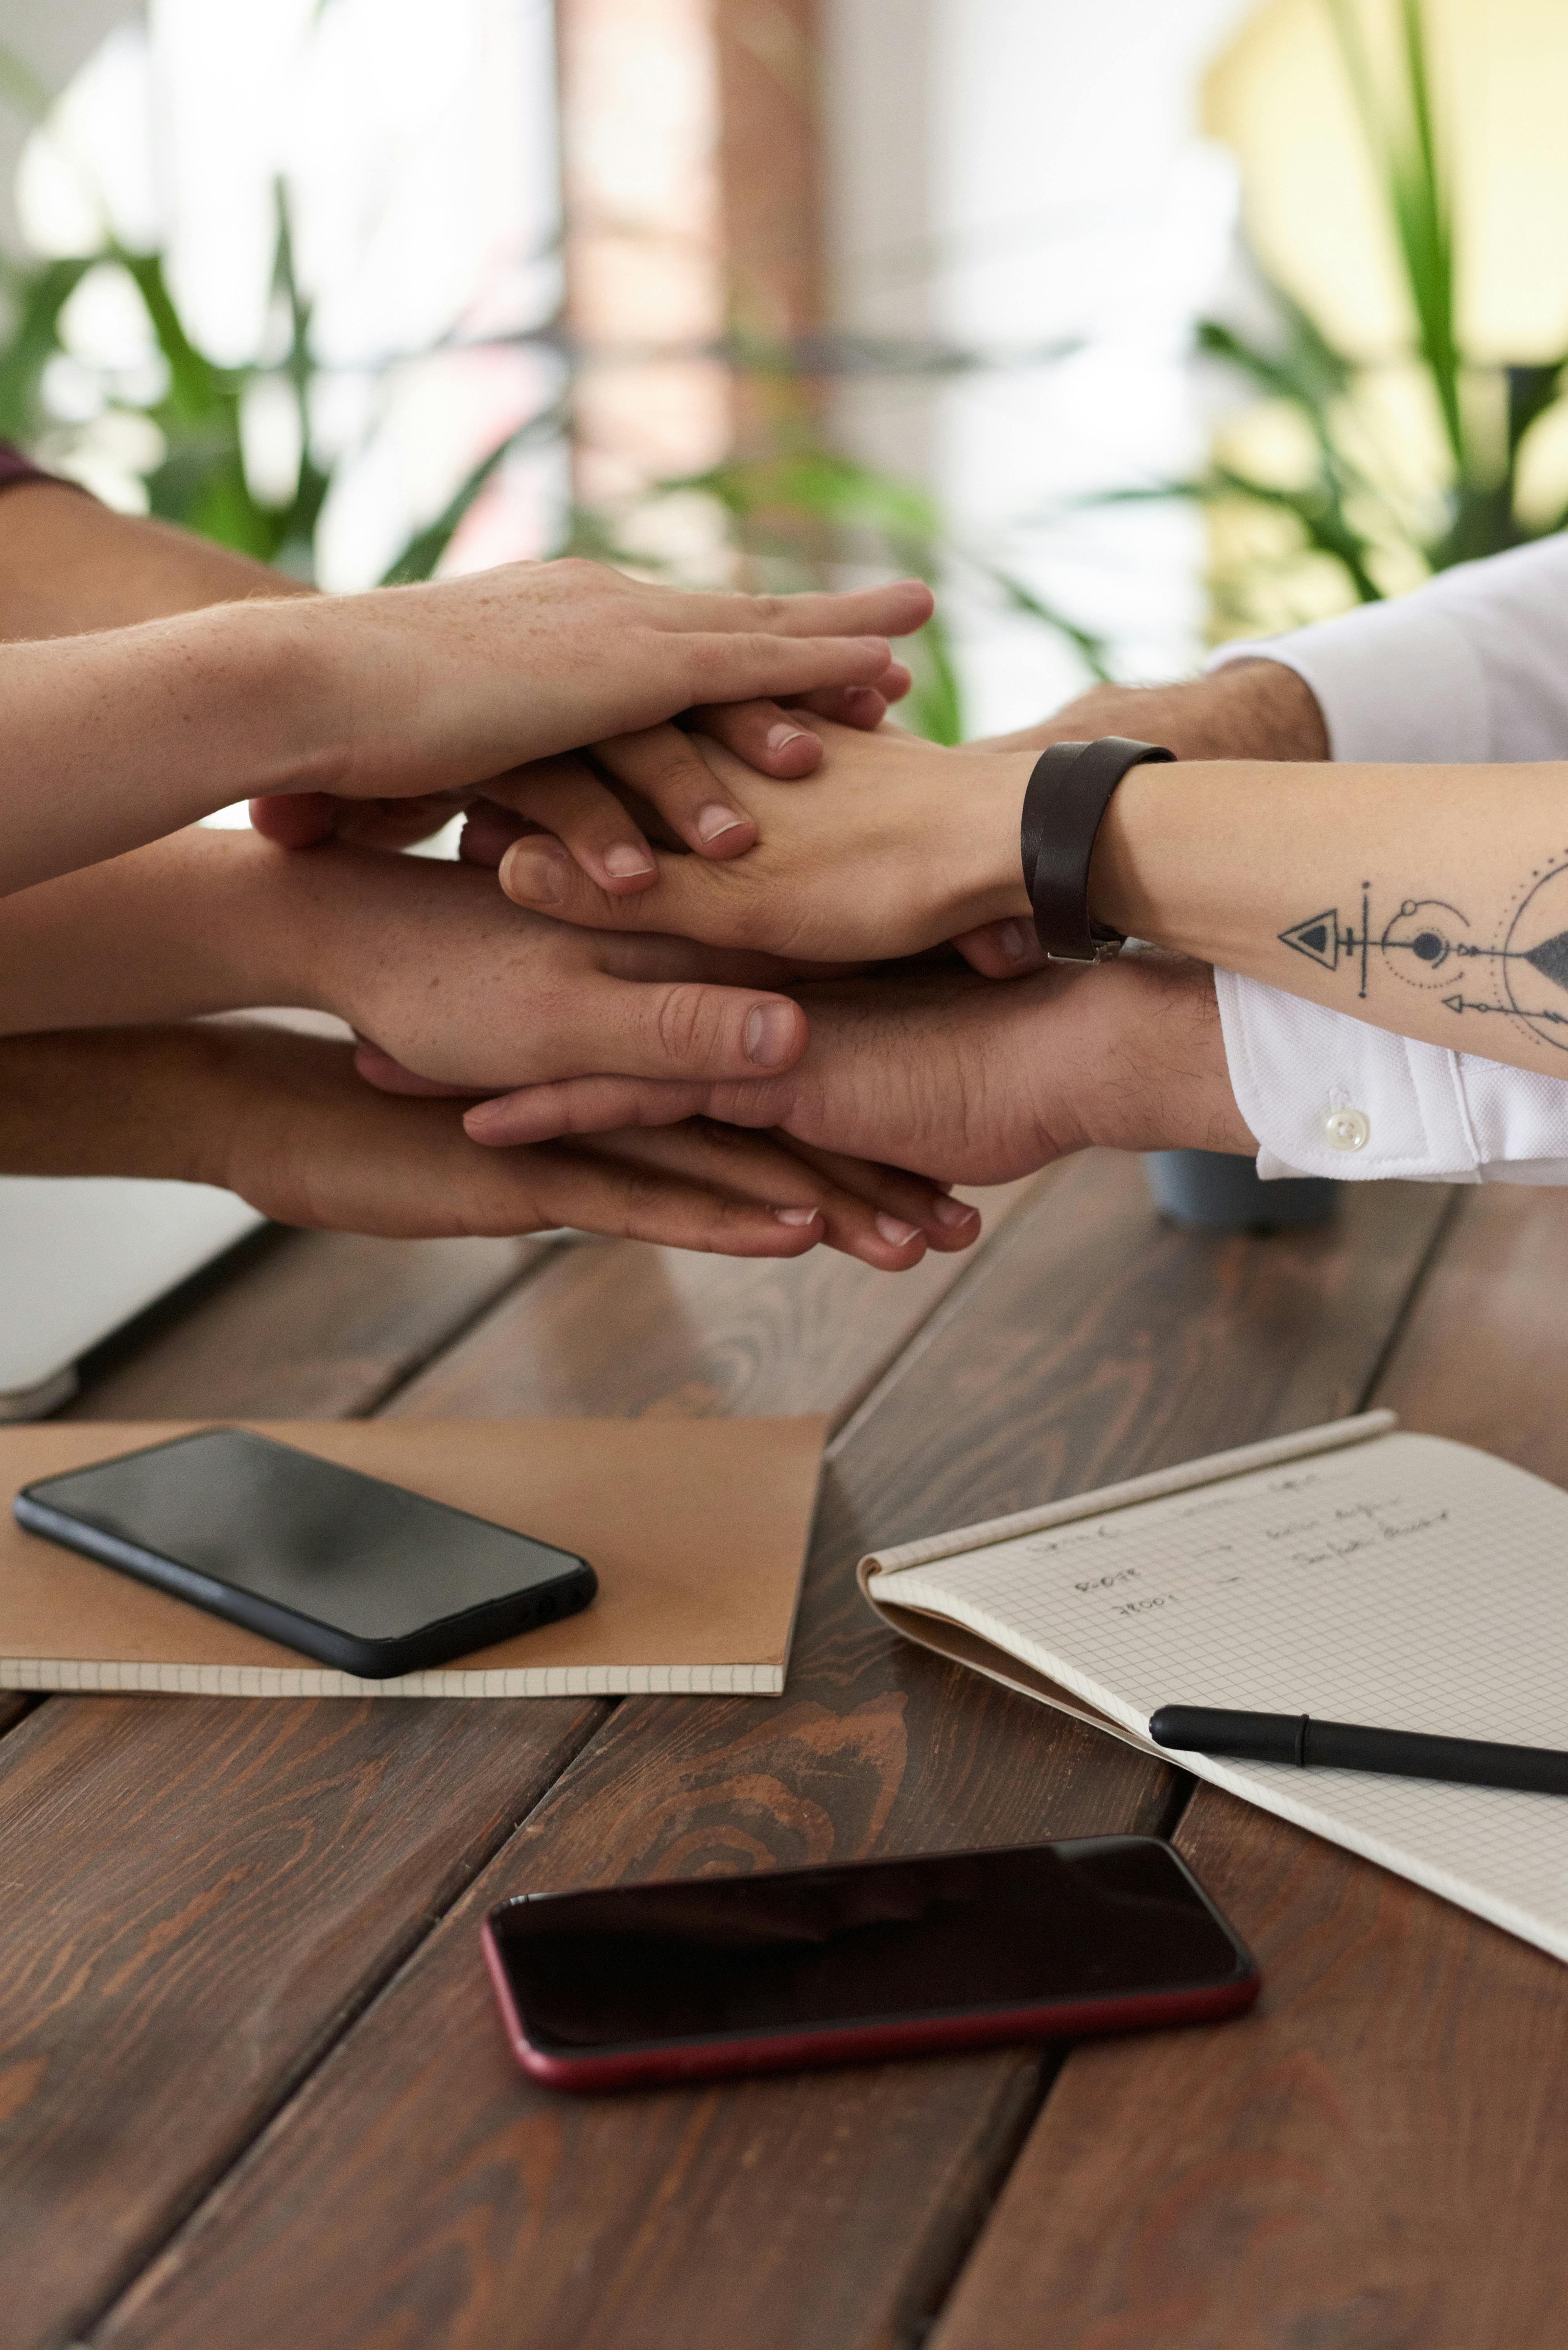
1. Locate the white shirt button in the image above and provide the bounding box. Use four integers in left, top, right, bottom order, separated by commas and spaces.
1324, 1105, 1371, 1153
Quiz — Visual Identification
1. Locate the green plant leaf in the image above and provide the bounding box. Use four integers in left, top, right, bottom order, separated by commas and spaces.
1324, 0, 1463, 473
379, 395, 569, 585
0, 255, 94, 442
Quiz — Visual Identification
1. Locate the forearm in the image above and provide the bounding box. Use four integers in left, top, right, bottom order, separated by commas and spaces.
0, 482, 314, 642
0, 826, 560, 1059
0, 599, 344, 896
0, 1025, 243, 1182
0, 828, 348, 1032
1090, 757, 1568, 1081
974, 658, 1329, 762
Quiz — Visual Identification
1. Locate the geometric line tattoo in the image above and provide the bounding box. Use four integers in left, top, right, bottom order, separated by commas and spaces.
1278, 855, 1568, 1051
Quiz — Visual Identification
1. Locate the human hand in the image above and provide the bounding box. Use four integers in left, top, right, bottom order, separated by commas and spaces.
293, 842, 824, 1093
493, 716, 1036, 964
250, 664, 914, 864
450, 955, 1255, 1183
246, 563, 931, 855
2, 550, 940, 900
260, 845, 976, 1267
0, 1021, 971, 1266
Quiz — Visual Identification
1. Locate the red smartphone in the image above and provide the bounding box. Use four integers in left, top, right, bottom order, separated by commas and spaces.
482, 1836, 1259, 2093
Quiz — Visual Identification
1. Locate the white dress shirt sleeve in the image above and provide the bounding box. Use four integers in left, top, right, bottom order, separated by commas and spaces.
1202, 533, 1568, 1184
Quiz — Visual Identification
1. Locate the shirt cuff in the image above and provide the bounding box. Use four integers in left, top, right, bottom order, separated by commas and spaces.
1208, 602, 1490, 763
1217, 970, 1568, 1183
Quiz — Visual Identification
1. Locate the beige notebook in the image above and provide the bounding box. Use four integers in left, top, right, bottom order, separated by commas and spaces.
859, 1411, 1568, 1963
0, 1417, 826, 1699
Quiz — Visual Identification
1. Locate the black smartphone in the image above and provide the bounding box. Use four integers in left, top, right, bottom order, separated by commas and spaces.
483, 1836, 1259, 2092
14, 1427, 596, 1678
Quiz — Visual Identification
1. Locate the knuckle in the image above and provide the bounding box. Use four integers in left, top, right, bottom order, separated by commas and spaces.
653, 981, 725, 1068
680, 636, 730, 689
617, 1165, 666, 1218
704, 1079, 779, 1128
638, 745, 705, 800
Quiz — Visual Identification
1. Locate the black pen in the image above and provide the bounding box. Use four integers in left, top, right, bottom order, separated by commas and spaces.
1147, 1706, 1568, 1798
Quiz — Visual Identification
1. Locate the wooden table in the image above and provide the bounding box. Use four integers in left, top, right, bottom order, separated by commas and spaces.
4, 1153, 1566, 2350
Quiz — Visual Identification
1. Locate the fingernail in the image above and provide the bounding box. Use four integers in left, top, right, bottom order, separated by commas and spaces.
772, 1206, 819, 1227
999, 919, 1032, 962
696, 803, 747, 842
875, 1215, 920, 1247
766, 723, 810, 754
933, 1197, 979, 1229
604, 843, 655, 878
502, 841, 566, 904
744, 1002, 798, 1067
855, 636, 890, 654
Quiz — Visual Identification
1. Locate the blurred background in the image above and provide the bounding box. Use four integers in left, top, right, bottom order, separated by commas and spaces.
4, 0, 1568, 743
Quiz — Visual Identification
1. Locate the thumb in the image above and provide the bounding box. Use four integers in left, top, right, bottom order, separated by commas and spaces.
950, 917, 1050, 978
570, 972, 807, 1085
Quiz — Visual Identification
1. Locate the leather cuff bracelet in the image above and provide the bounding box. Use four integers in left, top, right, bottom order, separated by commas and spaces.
1020, 736, 1175, 964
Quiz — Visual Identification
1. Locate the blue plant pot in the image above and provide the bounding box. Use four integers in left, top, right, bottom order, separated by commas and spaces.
1143, 1148, 1338, 1233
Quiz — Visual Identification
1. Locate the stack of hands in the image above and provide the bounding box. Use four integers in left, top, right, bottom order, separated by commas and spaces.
1, 497, 1264, 1271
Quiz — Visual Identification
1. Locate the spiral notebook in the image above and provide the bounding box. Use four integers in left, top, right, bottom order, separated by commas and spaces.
859, 1411, 1568, 1963
0, 1417, 826, 1698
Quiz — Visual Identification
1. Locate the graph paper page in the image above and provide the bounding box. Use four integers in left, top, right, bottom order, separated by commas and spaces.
868, 1431, 1568, 1960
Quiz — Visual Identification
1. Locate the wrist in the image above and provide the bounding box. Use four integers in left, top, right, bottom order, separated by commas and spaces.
164, 830, 341, 1020
1072, 956, 1255, 1155
212, 598, 351, 803
936, 751, 1036, 933
974, 659, 1327, 764
236, 839, 383, 1026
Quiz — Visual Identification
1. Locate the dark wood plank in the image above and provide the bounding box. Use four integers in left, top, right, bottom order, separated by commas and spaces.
1373, 1177, 1568, 1479
390, 1182, 1035, 1421
4, 1193, 1030, 2346
91, 1162, 1453, 2350
927, 1181, 1568, 2350
69, 1228, 551, 1420
0, 1222, 576, 2348
929, 1784, 1568, 2350
0, 1690, 604, 2350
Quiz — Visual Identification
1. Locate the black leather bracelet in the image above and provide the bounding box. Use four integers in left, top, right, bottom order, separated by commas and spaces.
1020, 736, 1175, 964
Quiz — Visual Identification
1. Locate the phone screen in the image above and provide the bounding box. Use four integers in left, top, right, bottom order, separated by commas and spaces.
490, 1838, 1250, 2057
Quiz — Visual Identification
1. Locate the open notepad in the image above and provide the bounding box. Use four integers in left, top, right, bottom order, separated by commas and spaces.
860, 1412, 1568, 1963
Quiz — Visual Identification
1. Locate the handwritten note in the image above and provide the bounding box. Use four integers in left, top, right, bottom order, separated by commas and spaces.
869, 1431, 1568, 1962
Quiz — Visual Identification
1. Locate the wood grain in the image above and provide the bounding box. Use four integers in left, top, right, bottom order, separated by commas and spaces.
389, 1182, 1035, 1423
92, 1161, 1452, 2350
69, 1227, 551, 1421
0, 1688, 604, 2350
3, 1189, 1024, 2345
0, 1220, 575, 2348
927, 1182, 1568, 2350
929, 1786, 1568, 2350
1374, 1179, 1568, 1477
